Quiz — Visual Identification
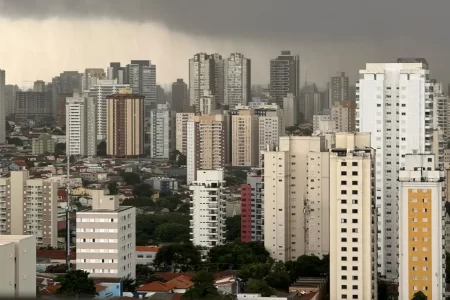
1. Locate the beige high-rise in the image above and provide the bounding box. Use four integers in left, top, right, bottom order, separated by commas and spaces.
106, 88, 145, 157
176, 112, 195, 155
0, 171, 58, 247
187, 114, 228, 184
262, 136, 329, 262
331, 100, 356, 132
231, 105, 259, 167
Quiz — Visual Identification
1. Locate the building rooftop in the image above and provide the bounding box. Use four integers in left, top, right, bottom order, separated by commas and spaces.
77, 206, 134, 213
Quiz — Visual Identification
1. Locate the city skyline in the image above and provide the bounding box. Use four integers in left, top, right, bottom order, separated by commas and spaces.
3, 0, 450, 87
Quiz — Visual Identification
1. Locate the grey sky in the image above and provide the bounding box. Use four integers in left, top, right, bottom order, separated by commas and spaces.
1, 0, 449, 87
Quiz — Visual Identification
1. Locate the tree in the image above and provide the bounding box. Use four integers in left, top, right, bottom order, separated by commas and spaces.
122, 275, 137, 292
153, 243, 202, 272
7, 137, 23, 146
237, 263, 271, 282
177, 202, 190, 213
45, 264, 68, 273
265, 261, 291, 290
411, 291, 427, 300
225, 215, 241, 242
285, 255, 328, 281
133, 183, 152, 197
182, 271, 221, 300
97, 141, 106, 156
156, 194, 182, 212
55, 142, 66, 156
123, 172, 141, 185
208, 242, 270, 270
108, 182, 119, 195
55, 270, 97, 298
244, 279, 274, 297
135, 213, 190, 245
153, 223, 190, 243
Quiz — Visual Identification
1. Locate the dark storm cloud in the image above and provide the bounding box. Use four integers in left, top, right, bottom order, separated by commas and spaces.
1, 0, 449, 42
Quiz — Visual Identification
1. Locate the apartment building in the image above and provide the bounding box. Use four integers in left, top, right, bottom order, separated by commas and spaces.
15, 91, 49, 123
357, 59, 438, 278
198, 90, 216, 115
187, 114, 228, 184
76, 189, 136, 279
32, 133, 56, 155
283, 93, 298, 127
0, 69, 4, 144
313, 115, 331, 132
149, 103, 175, 160
66, 93, 97, 156
261, 136, 329, 262
241, 172, 264, 242
175, 112, 195, 155
0, 235, 36, 298
106, 88, 145, 157
0, 171, 58, 247
189, 170, 227, 248
231, 105, 259, 167
256, 104, 285, 166
329, 132, 377, 300
270, 51, 300, 109
398, 153, 445, 300
331, 100, 356, 132
329, 72, 349, 107
224, 52, 251, 109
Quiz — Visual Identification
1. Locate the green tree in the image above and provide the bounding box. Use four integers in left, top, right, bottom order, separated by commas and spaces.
265, 261, 291, 290
121, 196, 154, 207
237, 262, 271, 281
7, 137, 23, 146
177, 202, 190, 213
135, 213, 190, 245
225, 215, 241, 242
123, 172, 141, 185
208, 242, 270, 270
411, 291, 427, 300
153, 243, 202, 272
133, 183, 153, 197
153, 223, 190, 243
135, 264, 164, 285
122, 275, 137, 292
55, 270, 97, 298
182, 271, 221, 300
285, 255, 328, 281
156, 194, 182, 212
244, 279, 274, 297
97, 141, 106, 156
55, 142, 66, 156
108, 182, 119, 195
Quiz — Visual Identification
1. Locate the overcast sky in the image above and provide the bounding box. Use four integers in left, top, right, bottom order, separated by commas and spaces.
1, 0, 450, 88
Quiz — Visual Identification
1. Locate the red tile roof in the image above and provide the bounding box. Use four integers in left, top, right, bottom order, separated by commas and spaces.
166, 275, 194, 290
155, 272, 194, 282
12, 160, 27, 167
136, 246, 160, 253
96, 285, 108, 292
136, 281, 173, 292
36, 249, 76, 260
40, 284, 60, 296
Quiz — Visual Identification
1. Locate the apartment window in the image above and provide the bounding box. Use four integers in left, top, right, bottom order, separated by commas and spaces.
341, 266, 347, 271
352, 219, 358, 224
352, 199, 358, 204
352, 285, 358, 290
352, 247, 358, 252
342, 256, 347, 261
352, 209, 358, 213
341, 228, 347, 233
342, 199, 347, 204
352, 238, 358, 242
342, 295, 347, 299
341, 190, 347, 194
341, 209, 347, 213
341, 181, 347, 185
341, 162, 347, 166
352, 228, 358, 233
352, 190, 358, 195
341, 238, 347, 242
352, 162, 358, 166
352, 276, 358, 280
341, 247, 347, 252
341, 219, 347, 223
352, 266, 358, 271
341, 285, 347, 290
342, 275, 347, 280
352, 257, 358, 262
352, 171, 358, 176
341, 171, 347, 176
352, 181, 358, 185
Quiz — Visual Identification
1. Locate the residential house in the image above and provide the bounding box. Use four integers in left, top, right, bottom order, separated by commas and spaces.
136, 246, 160, 265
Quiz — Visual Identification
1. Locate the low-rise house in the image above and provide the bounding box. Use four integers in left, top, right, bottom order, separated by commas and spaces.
148, 177, 179, 193
136, 246, 160, 265
136, 275, 194, 295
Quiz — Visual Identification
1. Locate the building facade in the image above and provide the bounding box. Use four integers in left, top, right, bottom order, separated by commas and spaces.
189, 170, 227, 248
240, 172, 263, 242
256, 104, 285, 166
14, 91, 49, 124
329, 132, 377, 300
0, 69, 5, 144
224, 53, 251, 109
106, 88, 145, 157
270, 51, 300, 109
231, 106, 259, 167
76, 190, 136, 279
331, 100, 356, 132
172, 79, 189, 112
329, 72, 349, 107
149, 103, 175, 160
283, 93, 298, 127
127, 60, 157, 111
398, 154, 445, 300
32, 133, 56, 155
175, 112, 195, 155
0, 171, 58, 247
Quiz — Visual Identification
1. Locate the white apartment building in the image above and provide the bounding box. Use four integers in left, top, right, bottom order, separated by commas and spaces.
0, 69, 5, 144
224, 53, 251, 109
189, 170, 226, 248
256, 105, 285, 166
329, 132, 377, 300
313, 115, 331, 132
331, 100, 356, 132
231, 105, 259, 167
0, 171, 58, 247
149, 103, 175, 160
198, 90, 216, 115
398, 154, 445, 300
176, 112, 195, 155
283, 93, 298, 127
187, 114, 228, 184
76, 190, 136, 279
88, 79, 130, 141
262, 136, 329, 261
0, 235, 36, 298
189, 53, 219, 108
66, 93, 97, 156
356, 59, 436, 278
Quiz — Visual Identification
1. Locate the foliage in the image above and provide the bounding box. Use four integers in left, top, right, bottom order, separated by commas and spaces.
7, 137, 23, 146
97, 141, 106, 156
54, 142, 66, 156
411, 291, 427, 300
122, 196, 154, 207
55, 270, 97, 298
108, 182, 119, 195
285, 255, 329, 281
155, 194, 182, 212
182, 271, 221, 300
244, 279, 274, 297
153, 223, 190, 243
170, 150, 187, 166
177, 202, 190, 213
122, 275, 137, 292
123, 172, 141, 185
135, 264, 165, 285
224, 176, 245, 186
265, 261, 291, 290
225, 215, 241, 242
153, 243, 203, 272
45, 264, 68, 273
135, 213, 190, 245
208, 242, 270, 270
237, 262, 271, 281
133, 183, 153, 197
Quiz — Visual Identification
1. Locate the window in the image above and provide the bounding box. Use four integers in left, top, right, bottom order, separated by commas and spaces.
341, 209, 347, 213
352, 285, 358, 290
352, 190, 358, 195
341, 238, 347, 242
341, 266, 347, 270
341, 162, 347, 166
341, 181, 347, 185
341, 285, 347, 290
352, 266, 358, 271
352, 199, 358, 204
341, 247, 347, 251
341, 171, 347, 176
341, 219, 347, 223
352, 209, 358, 213
352, 247, 358, 252
352, 238, 358, 242
342, 256, 347, 261
352, 181, 358, 185
342, 275, 347, 280
352, 276, 358, 280
352, 219, 358, 224
341, 190, 347, 194
341, 228, 347, 233
342, 199, 347, 204
352, 257, 358, 262
352, 162, 358, 166
352, 171, 358, 176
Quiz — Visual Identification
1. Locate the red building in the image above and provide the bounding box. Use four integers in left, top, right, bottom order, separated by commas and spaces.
240, 172, 263, 243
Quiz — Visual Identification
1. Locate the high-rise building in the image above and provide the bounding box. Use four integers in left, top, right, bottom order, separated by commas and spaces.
172, 79, 189, 112
270, 51, 300, 109
76, 189, 136, 279
240, 172, 263, 242
5, 84, 19, 117
189, 170, 227, 248
262, 136, 329, 261
14, 91, 49, 123
329, 72, 349, 107
357, 59, 436, 278
431, 81, 449, 158
57, 93, 73, 127
127, 60, 157, 111
32, 133, 56, 155
33, 80, 46, 92
149, 103, 175, 159
156, 85, 165, 104
107, 62, 126, 84
255, 104, 285, 166
106, 88, 145, 157
66, 93, 97, 156
198, 90, 215, 115
59, 71, 82, 94
83, 68, 106, 91
329, 132, 377, 300
301, 84, 323, 123
331, 100, 356, 132
187, 114, 228, 184
175, 112, 195, 155
0, 235, 36, 298
398, 154, 445, 300
224, 53, 251, 109
283, 93, 298, 127
0, 70, 5, 144
231, 105, 260, 167
88, 79, 130, 141
0, 171, 58, 247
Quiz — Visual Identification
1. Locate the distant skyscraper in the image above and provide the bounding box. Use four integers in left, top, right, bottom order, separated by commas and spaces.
106, 88, 145, 157
300, 84, 323, 123
328, 72, 349, 107
172, 79, 188, 112
5, 84, 19, 117
149, 103, 175, 160
33, 80, 45, 92
15, 91, 49, 124
156, 85, 165, 104
83, 68, 105, 91
231, 106, 259, 167
127, 60, 157, 111
107, 62, 126, 84
283, 93, 298, 127
224, 53, 251, 109
0, 70, 5, 144
175, 112, 195, 155
270, 51, 300, 109
331, 100, 356, 132
59, 71, 82, 94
